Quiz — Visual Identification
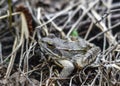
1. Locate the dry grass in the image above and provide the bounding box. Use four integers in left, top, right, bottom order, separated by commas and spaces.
0, 0, 120, 86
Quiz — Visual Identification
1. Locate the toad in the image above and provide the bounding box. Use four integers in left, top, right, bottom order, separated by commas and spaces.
39, 35, 100, 77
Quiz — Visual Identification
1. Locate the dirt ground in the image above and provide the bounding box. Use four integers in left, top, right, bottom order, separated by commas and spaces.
0, 0, 120, 86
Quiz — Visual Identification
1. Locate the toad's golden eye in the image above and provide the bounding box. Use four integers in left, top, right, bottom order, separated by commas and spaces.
46, 42, 55, 49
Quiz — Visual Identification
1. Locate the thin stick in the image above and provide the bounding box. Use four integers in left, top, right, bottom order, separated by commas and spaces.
5, 37, 17, 79
88, 22, 120, 42
66, 0, 99, 38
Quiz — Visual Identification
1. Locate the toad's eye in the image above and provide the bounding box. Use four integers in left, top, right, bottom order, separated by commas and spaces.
46, 42, 55, 48
46, 41, 52, 45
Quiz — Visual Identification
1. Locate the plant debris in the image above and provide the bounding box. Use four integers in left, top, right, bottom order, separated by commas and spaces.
0, 0, 120, 86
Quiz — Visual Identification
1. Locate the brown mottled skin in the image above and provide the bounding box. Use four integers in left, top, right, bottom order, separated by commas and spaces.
40, 35, 100, 77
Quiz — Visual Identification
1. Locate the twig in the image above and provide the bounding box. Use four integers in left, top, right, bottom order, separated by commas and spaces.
84, 22, 94, 40
0, 42, 3, 63
5, 37, 17, 79
66, 0, 99, 38
36, 2, 81, 29
88, 22, 120, 42
45, 15, 66, 37
89, 9, 117, 44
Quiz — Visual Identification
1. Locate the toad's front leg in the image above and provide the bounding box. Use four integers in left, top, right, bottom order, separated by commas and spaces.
57, 60, 74, 77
